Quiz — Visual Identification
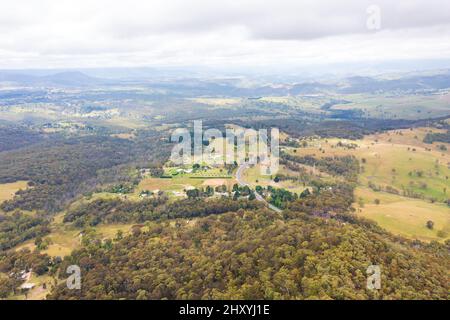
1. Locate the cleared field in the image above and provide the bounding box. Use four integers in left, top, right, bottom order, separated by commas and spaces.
359, 143, 449, 202
333, 92, 450, 120
24, 273, 54, 300
101, 116, 148, 129
14, 213, 81, 257
190, 98, 241, 107
284, 128, 449, 242
158, 164, 235, 188
368, 127, 450, 152
242, 164, 309, 194
189, 168, 232, 178
355, 187, 450, 242
41, 229, 81, 257
16, 214, 135, 258
95, 224, 135, 238
286, 129, 450, 202
71, 164, 237, 205
0, 181, 29, 204
9, 222, 135, 299
259, 96, 328, 113
3, 272, 54, 300
360, 129, 450, 202
138, 174, 236, 193
65, 191, 140, 209
201, 179, 228, 187
138, 177, 187, 191
110, 132, 135, 140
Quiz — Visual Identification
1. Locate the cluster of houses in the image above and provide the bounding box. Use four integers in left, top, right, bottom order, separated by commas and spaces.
138, 185, 233, 199
9, 269, 36, 291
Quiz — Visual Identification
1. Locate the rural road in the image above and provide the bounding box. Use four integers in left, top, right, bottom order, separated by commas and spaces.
235, 163, 282, 213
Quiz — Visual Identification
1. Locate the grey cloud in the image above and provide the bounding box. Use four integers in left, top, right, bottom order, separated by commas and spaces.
0, 0, 449, 68
98, 0, 450, 40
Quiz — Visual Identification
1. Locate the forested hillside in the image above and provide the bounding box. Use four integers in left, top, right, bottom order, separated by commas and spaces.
49, 209, 450, 300
0, 133, 170, 213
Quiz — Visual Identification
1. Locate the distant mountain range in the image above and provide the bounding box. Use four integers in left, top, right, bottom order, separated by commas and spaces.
0, 71, 107, 87
0, 68, 449, 95
339, 73, 450, 93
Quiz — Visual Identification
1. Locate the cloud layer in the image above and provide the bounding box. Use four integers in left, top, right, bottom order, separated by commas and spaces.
1, 0, 450, 69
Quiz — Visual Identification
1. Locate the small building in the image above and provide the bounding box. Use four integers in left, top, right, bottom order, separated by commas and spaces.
140, 168, 152, 175
172, 191, 186, 197
215, 192, 230, 197
20, 283, 35, 290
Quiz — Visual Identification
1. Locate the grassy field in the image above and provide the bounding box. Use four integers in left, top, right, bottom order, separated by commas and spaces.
333, 91, 450, 120
285, 129, 450, 202
3, 272, 55, 300
14, 213, 135, 258
242, 164, 310, 194
0, 181, 29, 204
9, 221, 136, 299
64, 191, 140, 209
284, 128, 450, 242
253, 92, 450, 120
359, 143, 449, 201
66, 164, 237, 206
110, 132, 136, 140
355, 187, 450, 242
189, 97, 242, 107
161, 164, 234, 186
259, 95, 329, 113
360, 129, 450, 202
82, 165, 238, 202
138, 173, 236, 194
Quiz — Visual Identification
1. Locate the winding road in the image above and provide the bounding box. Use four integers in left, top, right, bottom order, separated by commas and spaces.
235, 163, 282, 213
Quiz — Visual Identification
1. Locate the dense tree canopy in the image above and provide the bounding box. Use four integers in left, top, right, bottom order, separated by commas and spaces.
0, 134, 170, 213
49, 210, 450, 300
0, 212, 50, 251
63, 198, 263, 227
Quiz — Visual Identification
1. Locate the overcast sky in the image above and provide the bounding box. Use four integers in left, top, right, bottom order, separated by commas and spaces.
1, 0, 450, 70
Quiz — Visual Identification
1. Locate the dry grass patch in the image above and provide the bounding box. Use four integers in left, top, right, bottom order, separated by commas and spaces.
0, 181, 29, 204
110, 132, 135, 140
355, 187, 450, 242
